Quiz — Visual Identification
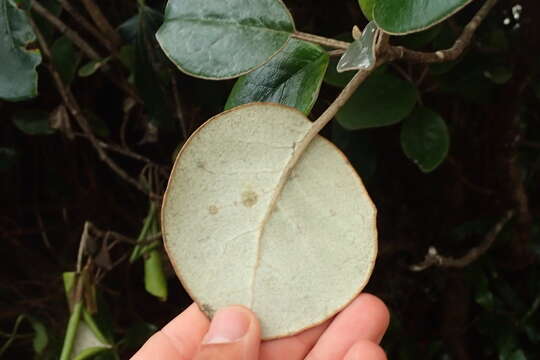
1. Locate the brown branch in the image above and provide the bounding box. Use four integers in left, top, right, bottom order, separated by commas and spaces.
31, 1, 140, 102
80, 0, 123, 48
292, 31, 350, 49
57, 0, 112, 50
410, 210, 514, 271
386, 0, 498, 63
32, 1, 101, 59
31, 21, 156, 198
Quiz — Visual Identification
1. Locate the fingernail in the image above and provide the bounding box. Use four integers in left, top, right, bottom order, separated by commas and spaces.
203, 307, 250, 344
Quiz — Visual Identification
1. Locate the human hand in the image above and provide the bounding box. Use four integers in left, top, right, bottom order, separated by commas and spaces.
132, 293, 389, 360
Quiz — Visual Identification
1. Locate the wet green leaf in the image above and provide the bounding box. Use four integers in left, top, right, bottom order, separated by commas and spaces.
400, 106, 449, 173
336, 71, 417, 130
0, 0, 42, 101
156, 0, 294, 79
374, 0, 473, 34
225, 39, 328, 114
12, 110, 55, 135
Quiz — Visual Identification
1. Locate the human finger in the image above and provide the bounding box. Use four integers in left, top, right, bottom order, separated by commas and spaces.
193, 306, 261, 360
343, 340, 387, 360
131, 303, 209, 360
259, 318, 331, 360
305, 293, 390, 360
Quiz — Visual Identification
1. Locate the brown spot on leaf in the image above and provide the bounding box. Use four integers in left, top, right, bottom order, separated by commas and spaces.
242, 191, 258, 207
201, 303, 215, 318
208, 205, 219, 215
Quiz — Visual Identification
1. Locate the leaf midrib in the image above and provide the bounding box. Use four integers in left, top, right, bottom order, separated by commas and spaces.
164, 16, 294, 36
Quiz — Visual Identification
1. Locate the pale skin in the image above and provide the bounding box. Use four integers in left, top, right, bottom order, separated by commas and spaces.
132, 293, 389, 360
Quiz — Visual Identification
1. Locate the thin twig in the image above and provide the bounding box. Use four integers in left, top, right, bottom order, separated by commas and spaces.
410, 210, 514, 271
76, 222, 91, 273
292, 31, 350, 49
57, 0, 108, 49
31, 21, 155, 197
31, 1, 140, 101
80, 0, 123, 48
32, 1, 101, 59
328, 49, 345, 57
386, 0, 498, 63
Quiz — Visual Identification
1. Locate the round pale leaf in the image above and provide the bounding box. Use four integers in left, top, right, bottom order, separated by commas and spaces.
225, 39, 328, 114
374, 0, 473, 35
162, 103, 377, 339
336, 71, 418, 130
156, 0, 295, 79
400, 106, 450, 173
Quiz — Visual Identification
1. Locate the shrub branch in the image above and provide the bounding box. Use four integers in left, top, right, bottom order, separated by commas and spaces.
410, 210, 514, 271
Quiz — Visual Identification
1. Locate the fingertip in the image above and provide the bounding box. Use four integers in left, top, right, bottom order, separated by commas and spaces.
344, 340, 387, 360
354, 293, 390, 341
194, 306, 261, 360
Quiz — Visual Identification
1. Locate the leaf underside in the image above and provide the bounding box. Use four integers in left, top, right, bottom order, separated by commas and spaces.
162, 104, 377, 339
225, 39, 328, 114
0, 0, 42, 101
374, 0, 473, 35
156, 0, 295, 79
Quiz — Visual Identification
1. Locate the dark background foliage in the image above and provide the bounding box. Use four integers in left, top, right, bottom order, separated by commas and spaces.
1, 0, 540, 358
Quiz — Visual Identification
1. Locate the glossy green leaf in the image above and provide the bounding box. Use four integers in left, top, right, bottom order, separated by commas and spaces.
337, 21, 378, 73
51, 36, 80, 84
144, 249, 168, 301
394, 24, 442, 50
358, 0, 375, 21
225, 39, 328, 114
156, 0, 295, 79
336, 71, 417, 130
0, 0, 42, 101
374, 0, 473, 34
12, 110, 55, 135
400, 107, 449, 173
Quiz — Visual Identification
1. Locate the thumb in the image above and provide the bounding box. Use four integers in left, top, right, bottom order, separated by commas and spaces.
194, 306, 261, 360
